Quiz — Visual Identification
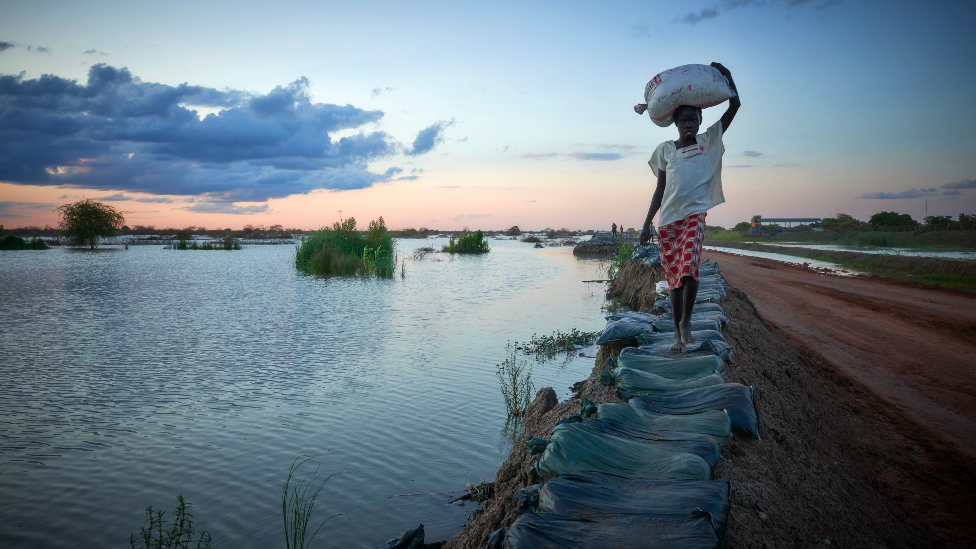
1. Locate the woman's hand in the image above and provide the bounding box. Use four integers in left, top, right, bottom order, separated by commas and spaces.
710, 62, 731, 76
640, 225, 654, 246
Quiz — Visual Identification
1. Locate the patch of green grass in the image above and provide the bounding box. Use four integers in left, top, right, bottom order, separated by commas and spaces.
295, 217, 397, 277
516, 329, 601, 359
175, 237, 241, 250
607, 243, 634, 277
128, 496, 211, 549
443, 230, 490, 254
283, 456, 342, 549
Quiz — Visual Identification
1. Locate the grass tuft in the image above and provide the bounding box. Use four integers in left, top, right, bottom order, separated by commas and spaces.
443, 230, 490, 254
516, 329, 601, 360
606, 243, 634, 277
283, 456, 343, 549
295, 217, 397, 277
497, 343, 534, 419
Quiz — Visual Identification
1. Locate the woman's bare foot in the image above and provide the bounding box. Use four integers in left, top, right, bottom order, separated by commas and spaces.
671, 333, 686, 353
680, 320, 696, 344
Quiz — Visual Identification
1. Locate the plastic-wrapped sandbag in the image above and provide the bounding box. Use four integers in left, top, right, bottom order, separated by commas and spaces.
626, 338, 734, 363
517, 473, 730, 541
650, 319, 722, 334
528, 422, 712, 482
584, 401, 731, 444
631, 245, 659, 260
605, 311, 659, 324
642, 64, 736, 128
595, 320, 654, 346
644, 255, 662, 268
656, 311, 729, 326
574, 417, 721, 465
623, 384, 760, 439
641, 330, 728, 347
600, 367, 724, 393
611, 353, 726, 377
487, 513, 721, 549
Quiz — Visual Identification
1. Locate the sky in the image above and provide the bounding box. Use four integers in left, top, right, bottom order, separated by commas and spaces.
1, 0, 974, 231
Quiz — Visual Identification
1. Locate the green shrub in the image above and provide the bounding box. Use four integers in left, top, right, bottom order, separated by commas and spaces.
443, 230, 490, 254
520, 235, 542, 243
0, 235, 50, 250
295, 217, 396, 277
607, 243, 634, 277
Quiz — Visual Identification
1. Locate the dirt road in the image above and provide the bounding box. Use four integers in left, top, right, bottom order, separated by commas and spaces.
705, 249, 976, 452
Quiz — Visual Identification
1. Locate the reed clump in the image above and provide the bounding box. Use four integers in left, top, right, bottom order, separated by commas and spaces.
283, 456, 342, 549
497, 343, 534, 419
128, 495, 211, 549
295, 217, 397, 277
443, 230, 490, 254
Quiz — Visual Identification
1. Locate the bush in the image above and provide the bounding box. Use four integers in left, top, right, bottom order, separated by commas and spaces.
521, 235, 542, 243
607, 243, 634, 277
0, 235, 49, 250
442, 230, 490, 254
295, 217, 396, 277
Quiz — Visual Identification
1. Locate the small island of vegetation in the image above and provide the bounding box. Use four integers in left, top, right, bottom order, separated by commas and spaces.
295, 216, 397, 277
0, 226, 49, 250
442, 230, 490, 254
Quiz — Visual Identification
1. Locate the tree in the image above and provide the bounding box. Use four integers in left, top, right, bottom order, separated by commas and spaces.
733, 221, 751, 232
57, 199, 125, 249
869, 211, 915, 228
821, 213, 861, 233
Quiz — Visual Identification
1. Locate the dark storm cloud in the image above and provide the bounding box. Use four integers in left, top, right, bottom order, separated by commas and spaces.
0, 42, 14, 52
183, 202, 269, 214
942, 178, 976, 189
406, 119, 454, 156
35, 46, 51, 54
0, 64, 405, 202
856, 188, 938, 199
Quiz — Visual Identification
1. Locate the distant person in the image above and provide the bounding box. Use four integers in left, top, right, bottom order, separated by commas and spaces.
638, 62, 740, 353
611, 223, 617, 237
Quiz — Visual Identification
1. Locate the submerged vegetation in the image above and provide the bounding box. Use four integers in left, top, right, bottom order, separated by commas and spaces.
57, 198, 126, 249
442, 230, 490, 254
516, 329, 601, 360
295, 217, 397, 277
497, 343, 534, 419
128, 496, 211, 549
0, 234, 49, 250
171, 232, 242, 250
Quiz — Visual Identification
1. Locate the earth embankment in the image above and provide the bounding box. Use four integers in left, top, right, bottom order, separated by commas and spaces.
441, 255, 976, 548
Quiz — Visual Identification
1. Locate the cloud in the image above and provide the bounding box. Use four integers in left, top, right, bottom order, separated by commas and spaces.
35, 46, 51, 54
183, 202, 269, 214
0, 42, 14, 53
371, 86, 396, 98
631, 24, 650, 37
84, 49, 108, 56
0, 201, 54, 217
742, 150, 762, 157
521, 152, 558, 159
856, 188, 939, 199
942, 178, 976, 189
0, 64, 407, 202
394, 175, 419, 181
942, 190, 963, 197
95, 193, 132, 201
524, 200, 536, 203
678, 8, 718, 24
410, 167, 424, 173
599, 144, 638, 151
725, 165, 754, 168
135, 197, 175, 203
570, 152, 623, 161
406, 119, 454, 156
438, 185, 460, 189
453, 213, 491, 222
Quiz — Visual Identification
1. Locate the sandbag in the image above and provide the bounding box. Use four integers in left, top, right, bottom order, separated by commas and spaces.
641, 330, 727, 347
555, 416, 721, 466
623, 384, 760, 439
650, 320, 722, 334
528, 422, 712, 482
585, 401, 731, 444
487, 513, 721, 549
605, 311, 659, 324
517, 473, 731, 541
611, 353, 726, 377
643, 64, 736, 127
625, 338, 734, 363
655, 311, 728, 326
600, 366, 724, 393
595, 320, 654, 346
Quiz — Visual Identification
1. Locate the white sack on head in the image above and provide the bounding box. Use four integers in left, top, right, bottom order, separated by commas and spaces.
643, 64, 736, 127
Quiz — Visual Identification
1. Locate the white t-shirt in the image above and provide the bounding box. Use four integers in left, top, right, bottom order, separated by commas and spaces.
648, 120, 726, 227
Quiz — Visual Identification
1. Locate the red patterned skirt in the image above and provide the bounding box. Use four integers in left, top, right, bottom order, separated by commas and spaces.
657, 212, 706, 291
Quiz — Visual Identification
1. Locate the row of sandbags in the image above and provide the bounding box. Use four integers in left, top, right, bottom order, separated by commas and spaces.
486, 263, 758, 548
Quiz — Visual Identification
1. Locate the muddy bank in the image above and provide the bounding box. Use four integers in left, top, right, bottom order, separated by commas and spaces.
705, 240, 976, 278
441, 257, 975, 548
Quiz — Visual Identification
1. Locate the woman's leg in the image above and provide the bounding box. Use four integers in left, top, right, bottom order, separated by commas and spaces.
679, 275, 699, 343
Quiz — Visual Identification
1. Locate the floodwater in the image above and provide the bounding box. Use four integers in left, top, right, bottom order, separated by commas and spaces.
0, 238, 607, 548
768, 242, 976, 260
704, 245, 866, 276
